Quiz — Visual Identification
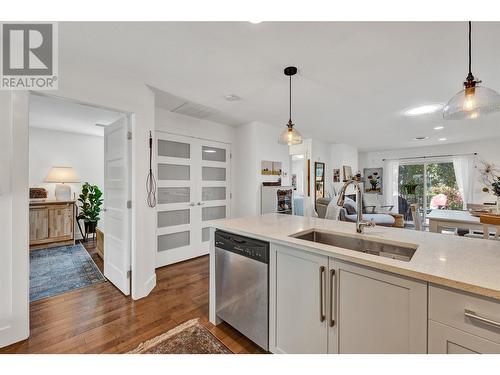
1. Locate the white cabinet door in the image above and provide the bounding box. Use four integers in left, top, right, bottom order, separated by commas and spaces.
156, 132, 230, 267
331, 259, 427, 354
269, 243, 328, 354
429, 320, 500, 354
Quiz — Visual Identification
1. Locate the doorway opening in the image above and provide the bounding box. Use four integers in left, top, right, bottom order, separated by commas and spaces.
28, 92, 132, 302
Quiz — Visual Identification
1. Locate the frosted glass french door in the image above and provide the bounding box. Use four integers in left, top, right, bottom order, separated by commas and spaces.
156, 132, 230, 267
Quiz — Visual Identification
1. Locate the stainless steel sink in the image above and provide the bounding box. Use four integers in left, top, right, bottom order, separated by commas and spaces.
291, 230, 417, 262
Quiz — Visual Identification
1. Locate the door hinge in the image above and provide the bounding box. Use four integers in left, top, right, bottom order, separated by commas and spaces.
127, 131, 132, 140
127, 200, 132, 209
127, 270, 131, 279
230, 153, 232, 159
230, 193, 232, 199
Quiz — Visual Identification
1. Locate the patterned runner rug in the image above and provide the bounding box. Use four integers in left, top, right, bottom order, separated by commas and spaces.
30, 243, 106, 301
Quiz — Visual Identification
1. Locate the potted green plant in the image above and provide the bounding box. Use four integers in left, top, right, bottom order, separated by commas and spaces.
77, 182, 103, 235
402, 179, 418, 195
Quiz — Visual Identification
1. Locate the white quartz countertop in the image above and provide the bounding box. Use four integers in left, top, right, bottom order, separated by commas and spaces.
211, 214, 500, 300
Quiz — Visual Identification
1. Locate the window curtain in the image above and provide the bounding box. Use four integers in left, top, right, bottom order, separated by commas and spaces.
453, 155, 475, 209
383, 160, 399, 212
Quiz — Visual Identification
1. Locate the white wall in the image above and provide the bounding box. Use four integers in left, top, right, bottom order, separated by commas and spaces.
29, 127, 104, 201
310, 140, 359, 200
331, 143, 359, 195
359, 137, 500, 204
233, 121, 291, 217
155, 107, 234, 144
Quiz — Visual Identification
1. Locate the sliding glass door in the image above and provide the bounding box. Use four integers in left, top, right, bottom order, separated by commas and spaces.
399, 161, 461, 228
425, 162, 462, 211
398, 164, 424, 224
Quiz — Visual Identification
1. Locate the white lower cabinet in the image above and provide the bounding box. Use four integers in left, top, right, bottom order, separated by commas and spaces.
428, 285, 500, 354
269, 244, 329, 353
332, 259, 427, 353
269, 243, 428, 354
428, 320, 500, 353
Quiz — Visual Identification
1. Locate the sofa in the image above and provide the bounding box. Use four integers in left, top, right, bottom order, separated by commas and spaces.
316, 197, 397, 227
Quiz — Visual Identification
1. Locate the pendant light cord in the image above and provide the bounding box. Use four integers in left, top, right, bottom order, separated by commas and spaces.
468, 21, 472, 77
289, 74, 292, 123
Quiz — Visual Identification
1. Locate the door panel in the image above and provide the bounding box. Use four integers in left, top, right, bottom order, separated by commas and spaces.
48, 205, 73, 239
29, 207, 48, 242
429, 320, 500, 353
155, 133, 230, 267
103, 117, 131, 295
199, 139, 230, 254
331, 259, 427, 353
269, 244, 328, 354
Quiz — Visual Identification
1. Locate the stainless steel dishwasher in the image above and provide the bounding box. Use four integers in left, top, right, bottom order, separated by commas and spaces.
215, 230, 269, 351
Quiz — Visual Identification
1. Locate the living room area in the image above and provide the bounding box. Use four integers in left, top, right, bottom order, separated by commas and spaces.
308, 135, 500, 238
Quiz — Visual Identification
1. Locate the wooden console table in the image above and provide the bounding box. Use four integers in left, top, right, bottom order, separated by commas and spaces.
29, 200, 76, 250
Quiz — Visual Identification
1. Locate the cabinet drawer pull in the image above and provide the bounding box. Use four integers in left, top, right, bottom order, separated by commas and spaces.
319, 266, 326, 322
464, 309, 500, 329
329, 269, 336, 327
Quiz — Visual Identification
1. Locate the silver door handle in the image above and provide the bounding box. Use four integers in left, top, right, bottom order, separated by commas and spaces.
329, 269, 336, 327
464, 309, 500, 329
319, 266, 326, 322
188, 202, 196, 206
197, 202, 205, 206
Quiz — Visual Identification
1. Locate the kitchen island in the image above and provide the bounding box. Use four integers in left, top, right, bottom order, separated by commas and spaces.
209, 214, 500, 354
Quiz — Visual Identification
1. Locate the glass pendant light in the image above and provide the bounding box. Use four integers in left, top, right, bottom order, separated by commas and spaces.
278, 66, 303, 145
443, 22, 500, 120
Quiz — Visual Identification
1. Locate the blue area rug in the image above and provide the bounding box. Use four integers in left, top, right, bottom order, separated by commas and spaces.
30, 243, 106, 302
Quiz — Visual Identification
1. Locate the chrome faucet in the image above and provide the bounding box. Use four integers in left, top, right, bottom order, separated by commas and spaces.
337, 179, 376, 234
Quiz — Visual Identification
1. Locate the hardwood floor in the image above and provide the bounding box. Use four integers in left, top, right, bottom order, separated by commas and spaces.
0, 254, 265, 354
81, 239, 103, 273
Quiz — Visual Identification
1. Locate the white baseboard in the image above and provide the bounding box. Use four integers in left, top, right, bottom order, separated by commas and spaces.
133, 272, 156, 300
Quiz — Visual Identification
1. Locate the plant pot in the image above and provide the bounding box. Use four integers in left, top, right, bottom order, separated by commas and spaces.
497, 196, 500, 214
85, 221, 98, 234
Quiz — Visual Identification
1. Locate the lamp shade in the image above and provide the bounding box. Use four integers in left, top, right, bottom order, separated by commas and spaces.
278, 125, 303, 146
44, 167, 80, 183
443, 85, 500, 120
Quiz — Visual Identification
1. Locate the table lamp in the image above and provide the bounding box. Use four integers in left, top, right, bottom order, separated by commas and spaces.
44, 166, 80, 200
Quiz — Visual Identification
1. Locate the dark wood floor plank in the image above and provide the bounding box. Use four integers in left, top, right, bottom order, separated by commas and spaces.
0, 246, 265, 354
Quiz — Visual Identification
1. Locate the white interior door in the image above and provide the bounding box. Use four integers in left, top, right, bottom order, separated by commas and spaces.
156, 132, 230, 267
199, 139, 231, 253
104, 117, 131, 295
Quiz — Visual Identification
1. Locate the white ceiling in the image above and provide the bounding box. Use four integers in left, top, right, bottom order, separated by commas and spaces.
58, 22, 500, 150
29, 94, 123, 136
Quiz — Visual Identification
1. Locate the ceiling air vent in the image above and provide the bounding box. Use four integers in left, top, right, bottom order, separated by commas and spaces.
171, 102, 219, 120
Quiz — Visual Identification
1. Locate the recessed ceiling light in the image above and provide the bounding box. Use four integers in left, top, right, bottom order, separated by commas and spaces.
414, 136, 430, 141
404, 103, 444, 116
204, 149, 217, 153
249, 21, 262, 24
433, 125, 444, 130
438, 137, 447, 141
224, 94, 241, 101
